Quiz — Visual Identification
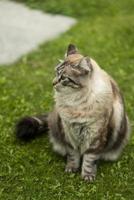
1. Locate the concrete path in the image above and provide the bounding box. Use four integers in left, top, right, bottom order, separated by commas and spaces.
0, 1, 76, 65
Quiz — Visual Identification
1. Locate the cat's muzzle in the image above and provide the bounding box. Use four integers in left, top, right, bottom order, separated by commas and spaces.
53, 77, 61, 91
53, 77, 59, 86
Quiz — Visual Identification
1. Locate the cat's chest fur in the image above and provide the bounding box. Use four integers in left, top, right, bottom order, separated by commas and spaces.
63, 121, 85, 148
62, 119, 97, 153
58, 98, 108, 153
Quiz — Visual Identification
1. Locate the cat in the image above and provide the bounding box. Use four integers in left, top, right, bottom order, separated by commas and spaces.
16, 44, 130, 181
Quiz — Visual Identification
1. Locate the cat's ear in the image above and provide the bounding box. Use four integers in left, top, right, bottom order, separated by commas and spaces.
79, 57, 93, 74
66, 44, 78, 56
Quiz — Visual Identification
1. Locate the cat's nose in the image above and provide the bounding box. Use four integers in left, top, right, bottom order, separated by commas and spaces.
53, 77, 59, 86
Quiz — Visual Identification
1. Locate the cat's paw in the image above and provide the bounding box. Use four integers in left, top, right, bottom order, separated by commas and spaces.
82, 173, 96, 182
65, 166, 78, 173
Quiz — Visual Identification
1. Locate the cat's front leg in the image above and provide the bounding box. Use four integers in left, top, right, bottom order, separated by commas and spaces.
65, 149, 80, 173
81, 153, 98, 181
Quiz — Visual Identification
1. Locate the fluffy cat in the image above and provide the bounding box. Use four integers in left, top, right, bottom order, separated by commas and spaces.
16, 44, 130, 181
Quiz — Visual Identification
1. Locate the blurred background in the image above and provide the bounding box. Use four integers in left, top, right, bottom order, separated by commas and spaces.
0, 0, 134, 199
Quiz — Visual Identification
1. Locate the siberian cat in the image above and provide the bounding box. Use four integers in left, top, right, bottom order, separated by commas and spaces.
16, 44, 130, 181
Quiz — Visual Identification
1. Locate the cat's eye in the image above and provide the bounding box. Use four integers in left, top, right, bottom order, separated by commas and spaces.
67, 77, 78, 85
63, 76, 78, 85
61, 75, 67, 80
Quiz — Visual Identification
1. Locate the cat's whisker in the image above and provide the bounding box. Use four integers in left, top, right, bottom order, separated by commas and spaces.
58, 59, 64, 63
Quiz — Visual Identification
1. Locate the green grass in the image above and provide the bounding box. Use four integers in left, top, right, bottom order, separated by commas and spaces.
0, 0, 134, 199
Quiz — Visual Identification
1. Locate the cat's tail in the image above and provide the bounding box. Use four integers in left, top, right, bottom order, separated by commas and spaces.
16, 114, 49, 142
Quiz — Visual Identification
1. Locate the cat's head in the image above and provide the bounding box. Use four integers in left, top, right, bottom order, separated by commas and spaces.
53, 44, 93, 92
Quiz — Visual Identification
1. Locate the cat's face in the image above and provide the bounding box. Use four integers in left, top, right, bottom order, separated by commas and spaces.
53, 44, 93, 92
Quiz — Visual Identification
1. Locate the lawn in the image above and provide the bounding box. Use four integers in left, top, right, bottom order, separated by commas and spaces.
0, 0, 134, 199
